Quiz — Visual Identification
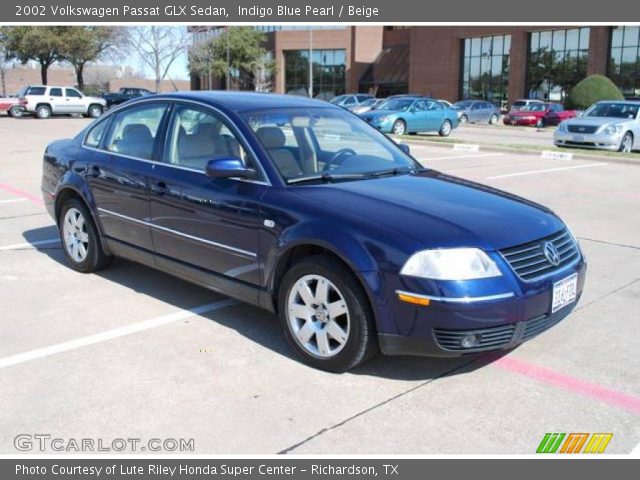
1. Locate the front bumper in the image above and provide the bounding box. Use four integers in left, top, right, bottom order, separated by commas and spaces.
554, 130, 623, 150
504, 116, 537, 126
372, 254, 587, 357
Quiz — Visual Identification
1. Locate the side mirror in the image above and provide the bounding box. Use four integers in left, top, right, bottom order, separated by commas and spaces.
205, 157, 256, 179
398, 143, 411, 155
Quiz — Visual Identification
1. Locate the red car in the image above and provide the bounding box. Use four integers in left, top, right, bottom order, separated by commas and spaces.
503, 103, 577, 127
0, 96, 24, 117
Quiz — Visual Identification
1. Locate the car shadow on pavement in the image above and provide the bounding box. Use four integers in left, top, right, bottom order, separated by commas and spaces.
23, 225, 502, 381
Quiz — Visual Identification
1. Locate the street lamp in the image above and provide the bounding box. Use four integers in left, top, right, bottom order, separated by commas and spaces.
308, 28, 313, 98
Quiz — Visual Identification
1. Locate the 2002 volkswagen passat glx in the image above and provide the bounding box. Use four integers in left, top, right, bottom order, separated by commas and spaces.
42, 92, 586, 372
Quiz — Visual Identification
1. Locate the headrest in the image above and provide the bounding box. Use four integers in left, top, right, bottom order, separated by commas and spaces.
256, 126, 286, 149
122, 123, 152, 139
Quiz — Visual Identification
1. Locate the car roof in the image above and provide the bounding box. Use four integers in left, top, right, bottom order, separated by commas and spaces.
596, 100, 640, 105
149, 91, 333, 112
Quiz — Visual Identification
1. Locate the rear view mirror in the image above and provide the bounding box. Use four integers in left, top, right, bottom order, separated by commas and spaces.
205, 157, 256, 179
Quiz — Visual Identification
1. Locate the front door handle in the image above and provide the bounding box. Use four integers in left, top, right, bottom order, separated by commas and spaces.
88, 165, 100, 177
151, 181, 169, 196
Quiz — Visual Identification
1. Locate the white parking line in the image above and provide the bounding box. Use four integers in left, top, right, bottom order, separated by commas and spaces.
0, 198, 28, 204
631, 441, 640, 457
486, 162, 607, 180
0, 238, 60, 251
0, 299, 238, 369
424, 153, 506, 161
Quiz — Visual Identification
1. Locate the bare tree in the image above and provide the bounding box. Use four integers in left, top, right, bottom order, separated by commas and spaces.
126, 27, 188, 93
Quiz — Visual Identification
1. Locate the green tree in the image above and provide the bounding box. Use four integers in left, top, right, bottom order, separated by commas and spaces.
3, 26, 65, 85
566, 74, 624, 109
59, 27, 121, 90
189, 27, 273, 91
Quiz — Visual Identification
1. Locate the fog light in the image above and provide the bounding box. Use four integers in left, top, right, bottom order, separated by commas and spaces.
460, 334, 481, 348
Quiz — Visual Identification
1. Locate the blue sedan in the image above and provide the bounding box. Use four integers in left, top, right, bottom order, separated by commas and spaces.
359, 97, 460, 136
41, 92, 586, 372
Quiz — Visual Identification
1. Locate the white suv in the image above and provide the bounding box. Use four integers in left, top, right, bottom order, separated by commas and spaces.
19, 85, 106, 119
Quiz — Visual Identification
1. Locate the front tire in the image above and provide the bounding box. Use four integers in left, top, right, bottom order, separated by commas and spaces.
88, 104, 103, 118
59, 199, 112, 273
459, 114, 468, 124
536, 118, 545, 128
8, 106, 23, 118
278, 255, 377, 372
489, 113, 499, 125
619, 132, 633, 153
392, 119, 406, 136
439, 119, 453, 137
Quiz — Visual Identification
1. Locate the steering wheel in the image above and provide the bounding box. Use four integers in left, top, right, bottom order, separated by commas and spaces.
322, 148, 357, 172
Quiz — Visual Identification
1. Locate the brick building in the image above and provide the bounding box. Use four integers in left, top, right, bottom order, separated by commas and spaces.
189, 26, 640, 106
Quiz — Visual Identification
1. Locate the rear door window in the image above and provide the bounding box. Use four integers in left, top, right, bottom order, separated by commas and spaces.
49, 88, 63, 97
105, 103, 168, 160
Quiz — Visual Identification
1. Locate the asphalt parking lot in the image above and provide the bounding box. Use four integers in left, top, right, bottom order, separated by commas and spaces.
0, 117, 639, 455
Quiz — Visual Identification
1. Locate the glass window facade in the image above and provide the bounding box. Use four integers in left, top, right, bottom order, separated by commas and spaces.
461, 35, 511, 106
284, 49, 346, 100
527, 28, 590, 101
609, 26, 640, 98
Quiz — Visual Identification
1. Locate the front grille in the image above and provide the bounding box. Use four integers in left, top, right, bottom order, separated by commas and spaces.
434, 324, 516, 352
433, 303, 575, 353
500, 229, 580, 281
522, 307, 573, 341
567, 125, 598, 134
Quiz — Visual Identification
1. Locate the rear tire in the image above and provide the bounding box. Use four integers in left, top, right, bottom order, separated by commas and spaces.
489, 113, 499, 125
439, 119, 453, 137
459, 114, 468, 124
536, 118, 545, 128
58, 198, 112, 273
278, 255, 377, 372
35, 104, 51, 119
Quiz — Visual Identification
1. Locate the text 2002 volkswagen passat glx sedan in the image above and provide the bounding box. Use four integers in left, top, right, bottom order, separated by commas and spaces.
42, 92, 586, 372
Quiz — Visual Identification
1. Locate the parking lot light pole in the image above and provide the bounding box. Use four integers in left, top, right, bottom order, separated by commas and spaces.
308, 28, 313, 98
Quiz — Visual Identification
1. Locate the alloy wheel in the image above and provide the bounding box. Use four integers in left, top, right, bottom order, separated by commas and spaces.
620, 133, 633, 153
62, 207, 89, 263
287, 274, 350, 358
392, 120, 406, 135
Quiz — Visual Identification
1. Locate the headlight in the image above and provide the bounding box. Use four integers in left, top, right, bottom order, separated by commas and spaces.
557, 123, 567, 132
377, 115, 390, 122
604, 125, 623, 135
400, 248, 502, 280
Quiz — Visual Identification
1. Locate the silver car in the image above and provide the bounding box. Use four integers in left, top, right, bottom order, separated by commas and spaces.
554, 101, 640, 153
451, 100, 501, 124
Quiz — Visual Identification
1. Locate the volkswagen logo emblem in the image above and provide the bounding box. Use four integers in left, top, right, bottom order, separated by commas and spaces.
543, 241, 561, 266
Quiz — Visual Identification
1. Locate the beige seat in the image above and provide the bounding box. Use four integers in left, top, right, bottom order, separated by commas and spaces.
256, 127, 302, 178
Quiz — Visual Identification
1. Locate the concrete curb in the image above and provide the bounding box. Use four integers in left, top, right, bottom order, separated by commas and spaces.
397, 137, 640, 166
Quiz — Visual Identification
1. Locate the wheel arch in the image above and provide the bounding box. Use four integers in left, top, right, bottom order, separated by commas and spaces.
54, 181, 110, 255
268, 239, 378, 319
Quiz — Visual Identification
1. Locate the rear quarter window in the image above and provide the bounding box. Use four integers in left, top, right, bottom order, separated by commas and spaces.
26, 87, 46, 96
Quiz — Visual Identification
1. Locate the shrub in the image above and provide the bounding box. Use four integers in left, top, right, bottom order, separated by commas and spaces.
566, 75, 624, 110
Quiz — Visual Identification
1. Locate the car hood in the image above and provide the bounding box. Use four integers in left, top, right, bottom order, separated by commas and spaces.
564, 117, 631, 127
360, 110, 401, 121
291, 171, 564, 251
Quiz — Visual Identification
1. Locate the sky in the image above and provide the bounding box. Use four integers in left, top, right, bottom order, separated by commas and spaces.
122, 49, 190, 81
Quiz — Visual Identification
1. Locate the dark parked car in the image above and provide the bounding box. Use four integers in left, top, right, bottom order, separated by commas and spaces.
102, 87, 153, 108
42, 92, 586, 372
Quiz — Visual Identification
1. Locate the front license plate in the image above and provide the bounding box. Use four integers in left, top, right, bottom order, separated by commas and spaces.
551, 273, 578, 313
571, 134, 585, 142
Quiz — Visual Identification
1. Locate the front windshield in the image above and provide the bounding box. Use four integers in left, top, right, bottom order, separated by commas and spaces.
584, 102, 639, 119
329, 95, 348, 105
452, 101, 473, 110
376, 99, 414, 111
243, 107, 421, 183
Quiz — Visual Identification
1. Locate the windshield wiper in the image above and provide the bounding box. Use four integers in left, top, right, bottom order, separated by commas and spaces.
287, 172, 367, 185
362, 167, 419, 178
